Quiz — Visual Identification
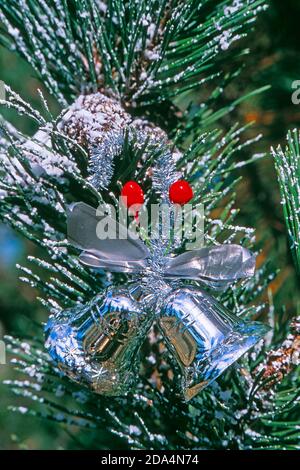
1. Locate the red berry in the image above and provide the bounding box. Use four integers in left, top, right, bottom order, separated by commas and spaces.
169, 180, 193, 205
121, 181, 144, 210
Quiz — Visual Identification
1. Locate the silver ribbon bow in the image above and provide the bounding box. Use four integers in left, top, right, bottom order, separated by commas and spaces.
67, 202, 256, 290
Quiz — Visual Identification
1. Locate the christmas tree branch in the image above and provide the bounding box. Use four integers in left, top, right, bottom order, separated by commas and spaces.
272, 129, 300, 275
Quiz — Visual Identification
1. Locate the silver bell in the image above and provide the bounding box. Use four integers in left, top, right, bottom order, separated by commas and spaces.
159, 287, 269, 400
45, 287, 152, 395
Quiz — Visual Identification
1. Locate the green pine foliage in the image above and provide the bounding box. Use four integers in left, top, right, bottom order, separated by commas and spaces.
273, 129, 300, 275
0, 0, 267, 108
0, 0, 299, 450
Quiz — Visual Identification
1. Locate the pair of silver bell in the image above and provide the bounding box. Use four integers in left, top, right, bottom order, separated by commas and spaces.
45, 284, 267, 400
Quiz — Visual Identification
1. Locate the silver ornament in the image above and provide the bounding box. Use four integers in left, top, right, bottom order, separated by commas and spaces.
45, 286, 153, 395
50, 202, 270, 400
159, 287, 269, 400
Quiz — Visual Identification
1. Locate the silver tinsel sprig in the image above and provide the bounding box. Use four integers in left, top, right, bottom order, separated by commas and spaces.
151, 144, 179, 201
89, 130, 125, 190
88, 124, 179, 192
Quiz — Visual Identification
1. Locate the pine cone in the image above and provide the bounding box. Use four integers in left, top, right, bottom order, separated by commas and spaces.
58, 92, 169, 149
256, 317, 300, 390
58, 93, 132, 148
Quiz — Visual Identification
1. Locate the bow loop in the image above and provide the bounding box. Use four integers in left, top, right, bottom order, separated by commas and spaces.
67, 202, 149, 272
164, 244, 256, 289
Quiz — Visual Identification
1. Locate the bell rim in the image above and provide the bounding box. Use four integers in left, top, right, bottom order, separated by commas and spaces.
183, 321, 270, 401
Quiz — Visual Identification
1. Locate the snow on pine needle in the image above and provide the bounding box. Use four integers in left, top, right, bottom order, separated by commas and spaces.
0, 0, 267, 107
272, 129, 300, 274
0, 88, 104, 310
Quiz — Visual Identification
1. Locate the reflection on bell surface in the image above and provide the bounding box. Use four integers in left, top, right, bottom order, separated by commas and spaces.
159, 287, 269, 401
45, 287, 152, 395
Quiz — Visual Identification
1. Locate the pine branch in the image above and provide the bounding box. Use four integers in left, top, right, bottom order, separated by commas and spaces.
3, 319, 300, 450
272, 129, 300, 274
0, 88, 286, 450
0, 0, 267, 109
2, 0, 299, 452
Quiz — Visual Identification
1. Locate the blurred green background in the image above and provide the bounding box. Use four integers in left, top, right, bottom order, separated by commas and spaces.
0, 0, 300, 449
